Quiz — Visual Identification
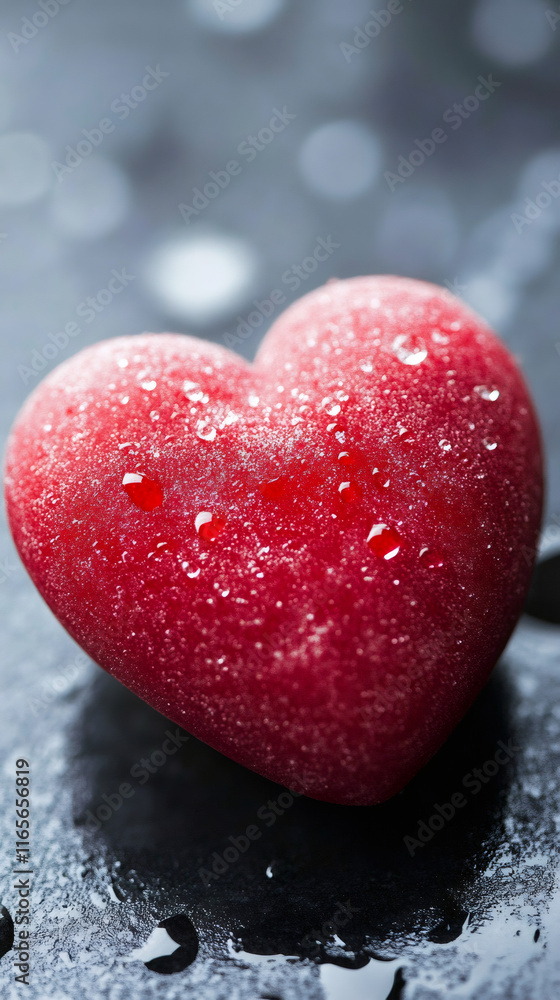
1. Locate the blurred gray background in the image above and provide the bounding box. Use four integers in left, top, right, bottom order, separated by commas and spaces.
1, 0, 559, 512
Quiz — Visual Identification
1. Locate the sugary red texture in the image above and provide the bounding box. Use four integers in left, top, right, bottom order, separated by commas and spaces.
4, 277, 543, 805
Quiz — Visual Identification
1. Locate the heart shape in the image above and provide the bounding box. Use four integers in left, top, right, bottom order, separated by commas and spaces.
5, 277, 542, 805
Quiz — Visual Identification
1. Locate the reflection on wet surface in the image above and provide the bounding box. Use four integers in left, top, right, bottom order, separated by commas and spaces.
72, 661, 516, 970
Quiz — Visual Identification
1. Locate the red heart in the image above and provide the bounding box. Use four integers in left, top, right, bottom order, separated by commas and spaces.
5, 277, 543, 805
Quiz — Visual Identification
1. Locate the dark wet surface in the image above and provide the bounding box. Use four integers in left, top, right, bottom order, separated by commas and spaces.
525, 554, 560, 625
71, 663, 516, 966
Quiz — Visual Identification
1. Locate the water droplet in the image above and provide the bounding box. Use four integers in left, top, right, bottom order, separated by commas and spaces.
419, 546, 444, 569
322, 397, 341, 416
338, 481, 362, 503
248, 394, 259, 407
371, 468, 390, 489
483, 438, 498, 451
439, 439, 452, 452
133, 914, 199, 975
196, 421, 217, 442
338, 450, 358, 466
474, 385, 500, 402
335, 389, 349, 402
117, 358, 129, 368
195, 512, 226, 542
258, 477, 288, 501
431, 330, 449, 345
122, 472, 164, 512
367, 523, 402, 560
183, 381, 209, 403
141, 380, 157, 391
359, 359, 373, 373
392, 333, 428, 365
327, 422, 346, 444
396, 426, 414, 443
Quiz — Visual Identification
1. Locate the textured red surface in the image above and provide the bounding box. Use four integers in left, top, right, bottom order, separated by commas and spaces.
4, 277, 543, 805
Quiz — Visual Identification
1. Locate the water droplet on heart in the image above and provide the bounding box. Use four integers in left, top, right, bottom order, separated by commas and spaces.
419, 546, 444, 569
181, 561, 201, 579
439, 439, 452, 452
338, 450, 358, 466
322, 397, 341, 416
122, 473, 164, 512
338, 481, 362, 503
327, 422, 346, 444
367, 523, 401, 560
483, 438, 498, 451
359, 360, 373, 373
248, 394, 259, 407
195, 512, 226, 541
372, 468, 390, 489
431, 330, 449, 345
392, 333, 428, 365
183, 381, 209, 403
396, 426, 414, 443
474, 385, 500, 402
259, 477, 288, 501
141, 380, 157, 391
196, 421, 217, 442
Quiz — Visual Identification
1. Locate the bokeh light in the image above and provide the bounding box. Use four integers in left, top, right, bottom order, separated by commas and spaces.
299, 120, 382, 202
471, 0, 553, 67
188, 0, 285, 35
0, 132, 52, 206
146, 231, 259, 325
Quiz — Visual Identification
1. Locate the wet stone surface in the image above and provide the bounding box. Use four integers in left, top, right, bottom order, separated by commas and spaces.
0, 548, 558, 998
